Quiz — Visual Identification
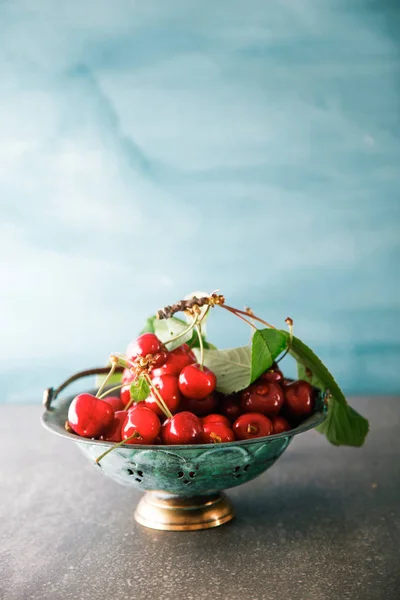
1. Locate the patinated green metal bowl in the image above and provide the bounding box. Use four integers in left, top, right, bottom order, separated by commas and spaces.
42, 368, 327, 531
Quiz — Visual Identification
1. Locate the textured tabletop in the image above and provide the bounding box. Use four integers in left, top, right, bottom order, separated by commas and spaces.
0, 397, 399, 600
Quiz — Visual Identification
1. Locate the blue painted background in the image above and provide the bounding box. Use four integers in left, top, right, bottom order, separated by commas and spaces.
1, 1, 399, 402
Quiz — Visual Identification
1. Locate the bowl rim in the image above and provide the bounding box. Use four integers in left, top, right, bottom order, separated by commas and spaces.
42, 387, 328, 451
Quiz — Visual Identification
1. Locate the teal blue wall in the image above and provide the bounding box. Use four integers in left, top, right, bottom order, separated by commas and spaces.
0, 1, 399, 402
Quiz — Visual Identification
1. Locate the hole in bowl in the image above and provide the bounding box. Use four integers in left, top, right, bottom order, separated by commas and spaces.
177, 471, 184, 478
137, 470, 143, 477
234, 474, 242, 479
244, 465, 250, 471
234, 466, 240, 472
127, 469, 134, 476
189, 472, 195, 478
135, 478, 142, 483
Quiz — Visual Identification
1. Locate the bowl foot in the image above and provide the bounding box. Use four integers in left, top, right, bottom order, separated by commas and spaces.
134, 491, 235, 531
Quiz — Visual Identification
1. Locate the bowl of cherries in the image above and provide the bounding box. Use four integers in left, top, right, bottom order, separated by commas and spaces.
42, 291, 368, 531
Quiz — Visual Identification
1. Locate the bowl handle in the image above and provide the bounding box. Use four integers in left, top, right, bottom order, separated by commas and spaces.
43, 366, 124, 411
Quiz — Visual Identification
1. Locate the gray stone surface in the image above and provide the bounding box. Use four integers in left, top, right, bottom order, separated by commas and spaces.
0, 397, 399, 600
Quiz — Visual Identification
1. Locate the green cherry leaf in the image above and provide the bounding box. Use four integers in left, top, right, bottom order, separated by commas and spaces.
187, 330, 217, 350
200, 346, 252, 394
129, 375, 150, 402
285, 332, 369, 447
139, 316, 157, 335
198, 328, 286, 395
251, 329, 287, 381
153, 316, 194, 351
203, 340, 217, 350
316, 401, 369, 447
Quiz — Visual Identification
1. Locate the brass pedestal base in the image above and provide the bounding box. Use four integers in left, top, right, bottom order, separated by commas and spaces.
134, 491, 235, 531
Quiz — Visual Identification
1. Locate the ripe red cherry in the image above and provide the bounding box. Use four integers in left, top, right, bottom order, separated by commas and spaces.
284, 380, 314, 417
161, 411, 203, 445
150, 350, 168, 368
201, 413, 231, 428
272, 415, 291, 434
260, 368, 284, 384
102, 395, 125, 412
282, 378, 294, 387
128, 333, 162, 357
202, 422, 235, 444
102, 410, 127, 442
144, 375, 181, 416
120, 384, 132, 407
151, 345, 195, 377
122, 368, 136, 384
233, 413, 273, 440
179, 393, 218, 416
127, 333, 167, 368
241, 382, 284, 417
180, 343, 196, 361
68, 393, 114, 438
122, 405, 161, 444
219, 394, 242, 422
178, 364, 216, 399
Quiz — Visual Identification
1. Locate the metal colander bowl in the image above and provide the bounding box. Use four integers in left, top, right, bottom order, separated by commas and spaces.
42, 367, 327, 531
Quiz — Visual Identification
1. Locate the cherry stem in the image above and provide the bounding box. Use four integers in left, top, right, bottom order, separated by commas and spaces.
247, 424, 258, 434
244, 306, 256, 327
143, 373, 173, 419
164, 316, 199, 346
276, 318, 294, 364
222, 304, 276, 330
95, 362, 117, 398
98, 383, 125, 400
122, 388, 137, 411
110, 353, 136, 369
95, 431, 142, 464
221, 305, 258, 331
199, 305, 211, 323
195, 323, 205, 371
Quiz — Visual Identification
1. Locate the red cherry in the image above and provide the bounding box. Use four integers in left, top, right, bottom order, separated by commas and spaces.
122, 405, 161, 444
127, 333, 162, 357
127, 333, 167, 368
101, 410, 127, 442
219, 394, 242, 422
102, 395, 125, 412
272, 415, 291, 434
161, 411, 203, 445
68, 393, 114, 438
151, 346, 195, 377
233, 413, 273, 440
179, 393, 218, 416
120, 384, 132, 407
284, 380, 314, 418
178, 364, 216, 399
202, 422, 235, 444
201, 413, 231, 428
144, 375, 181, 416
151, 350, 169, 369
260, 368, 284, 384
122, 368, 136, 384
180, 344, 196, 361
241, 382, 284, 417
